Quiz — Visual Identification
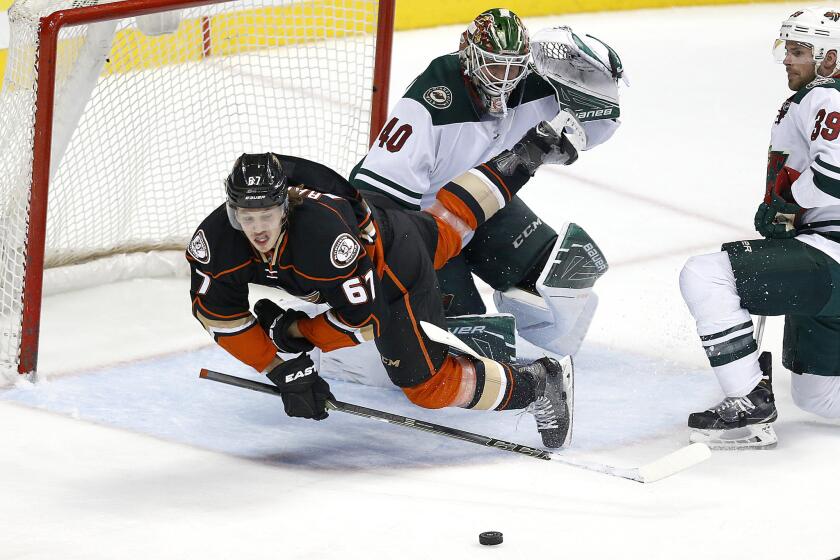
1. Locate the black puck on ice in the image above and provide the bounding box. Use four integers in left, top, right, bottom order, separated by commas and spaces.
479, 531, 503, 546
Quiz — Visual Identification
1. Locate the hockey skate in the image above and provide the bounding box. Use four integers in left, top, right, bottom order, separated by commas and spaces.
688, 352, 778, 450
523, 355, 574, 448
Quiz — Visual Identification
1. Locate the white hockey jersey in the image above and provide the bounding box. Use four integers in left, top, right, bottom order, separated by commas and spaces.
771, 77, 840, 262
350, 53, 620, 210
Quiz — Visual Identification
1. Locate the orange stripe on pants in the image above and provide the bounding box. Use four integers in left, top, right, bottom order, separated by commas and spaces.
401, 355, 465, 409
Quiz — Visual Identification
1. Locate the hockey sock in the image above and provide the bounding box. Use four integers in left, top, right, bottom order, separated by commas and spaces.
459, 356, 537, 411
402, 355, 538, 411
680, 251, 762, 396
455, 356, 542, 410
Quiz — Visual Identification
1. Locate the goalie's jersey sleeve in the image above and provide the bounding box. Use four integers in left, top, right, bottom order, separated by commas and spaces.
349, 53, 621, 211
770, 78, 840, 256
349, 53, 561, 210
186, 204, 277, 373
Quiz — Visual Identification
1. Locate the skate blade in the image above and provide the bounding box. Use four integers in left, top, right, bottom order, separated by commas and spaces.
559, 355, 574, 447
689, 424, 777, 450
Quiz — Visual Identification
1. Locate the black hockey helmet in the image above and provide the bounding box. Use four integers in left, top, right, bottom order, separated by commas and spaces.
225, 152, 288, 209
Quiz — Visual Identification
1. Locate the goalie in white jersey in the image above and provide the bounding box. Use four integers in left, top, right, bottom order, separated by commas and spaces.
680, 7, 840, 449
350, 8, 627, 357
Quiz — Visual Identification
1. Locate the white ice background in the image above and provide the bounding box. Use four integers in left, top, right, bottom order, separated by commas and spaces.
2, 4, 840, 559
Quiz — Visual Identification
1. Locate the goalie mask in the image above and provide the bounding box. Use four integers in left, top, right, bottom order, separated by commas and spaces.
459, 8, 530, 117
225, 153, 290, 250
773, 7, 840, 75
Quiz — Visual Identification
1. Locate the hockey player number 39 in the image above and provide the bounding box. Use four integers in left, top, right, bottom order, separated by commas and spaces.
342, 270, 376, 304
377, 117, 413, 152
810, 109, 840, 141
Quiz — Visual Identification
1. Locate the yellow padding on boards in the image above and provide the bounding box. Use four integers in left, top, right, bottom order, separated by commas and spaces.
393, 0, 791, 29
0, 0, 791, 83
106, 1, 376, 74
0, 0, 377, 80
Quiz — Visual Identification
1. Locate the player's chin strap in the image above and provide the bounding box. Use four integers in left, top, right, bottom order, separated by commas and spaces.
494, 222, 608, 357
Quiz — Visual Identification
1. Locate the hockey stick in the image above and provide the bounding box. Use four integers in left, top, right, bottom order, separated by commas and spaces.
420, 320, 481, 358
199, 368, 710, 483
754, 315, 767, 349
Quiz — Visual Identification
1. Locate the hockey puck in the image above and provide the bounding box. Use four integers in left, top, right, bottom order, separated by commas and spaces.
479, 531, 503, 545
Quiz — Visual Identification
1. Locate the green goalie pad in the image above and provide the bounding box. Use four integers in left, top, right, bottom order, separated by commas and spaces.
446, 313, 517, 363
541, 222, 608, 290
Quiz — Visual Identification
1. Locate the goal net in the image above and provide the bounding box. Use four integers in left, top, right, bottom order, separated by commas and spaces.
0, 0, 394, 377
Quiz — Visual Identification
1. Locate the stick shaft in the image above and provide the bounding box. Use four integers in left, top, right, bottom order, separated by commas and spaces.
200, 368, 551, 460
199, 369, 707, 482
754, 315, 767, 349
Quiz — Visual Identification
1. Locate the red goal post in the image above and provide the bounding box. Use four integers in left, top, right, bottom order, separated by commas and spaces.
0, 0, 395, 376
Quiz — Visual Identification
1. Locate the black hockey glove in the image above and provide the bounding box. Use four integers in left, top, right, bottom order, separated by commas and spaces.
754, 191, 803, 239
495, 120, 578, 177
254, 298, 315, 354
266, 354, 334, 421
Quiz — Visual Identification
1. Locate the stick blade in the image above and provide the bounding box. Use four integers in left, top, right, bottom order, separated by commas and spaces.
636, 443, 711, 483
419, 320, 480, 358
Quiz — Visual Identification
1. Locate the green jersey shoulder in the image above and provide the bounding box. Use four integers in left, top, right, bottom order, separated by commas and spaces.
791, 77, 840, 104
403, 54, 478, 126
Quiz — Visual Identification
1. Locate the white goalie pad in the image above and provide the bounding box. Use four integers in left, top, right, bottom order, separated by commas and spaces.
494, 288, 597, 357
494, 222, 607, 356
320, 341, 393, 388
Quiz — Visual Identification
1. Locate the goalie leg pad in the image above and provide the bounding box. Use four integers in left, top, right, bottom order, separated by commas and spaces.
494, 222, 607, 355
446, 313, 517, 363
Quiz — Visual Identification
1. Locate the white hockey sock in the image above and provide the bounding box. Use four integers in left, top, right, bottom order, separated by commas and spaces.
679, 251, 761, 397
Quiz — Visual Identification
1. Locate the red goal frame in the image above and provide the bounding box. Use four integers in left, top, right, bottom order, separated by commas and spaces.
19, 0, 395, 373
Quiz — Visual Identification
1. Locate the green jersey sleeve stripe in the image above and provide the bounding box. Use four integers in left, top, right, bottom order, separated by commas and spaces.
354, 169, 423, 200
814, 155, 840, 176
352, 175, 422, 210
811, 166, 840, 199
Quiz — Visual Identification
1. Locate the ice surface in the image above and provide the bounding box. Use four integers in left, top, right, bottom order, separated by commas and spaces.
2, 4, 840, 560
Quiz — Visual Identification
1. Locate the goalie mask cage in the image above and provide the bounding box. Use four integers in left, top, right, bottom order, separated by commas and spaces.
0, 0, 395, 377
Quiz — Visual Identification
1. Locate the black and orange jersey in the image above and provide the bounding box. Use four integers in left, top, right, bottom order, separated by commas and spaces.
187, 158, 388, 373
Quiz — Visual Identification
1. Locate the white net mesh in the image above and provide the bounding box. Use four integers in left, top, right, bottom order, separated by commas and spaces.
0, 0, 383, 376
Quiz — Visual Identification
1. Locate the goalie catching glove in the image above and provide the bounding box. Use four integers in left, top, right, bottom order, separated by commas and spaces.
266, 353, 334, 420
531, 26, 628, 109
255, 298, 315, 353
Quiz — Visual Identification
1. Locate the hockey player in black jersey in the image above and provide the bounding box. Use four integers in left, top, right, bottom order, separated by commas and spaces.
187, 116, 578, 447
